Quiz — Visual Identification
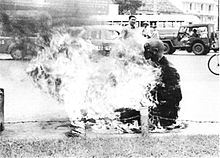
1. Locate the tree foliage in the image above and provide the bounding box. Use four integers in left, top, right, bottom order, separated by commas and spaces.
113, 0, 143, 15
0, 11, 52, 36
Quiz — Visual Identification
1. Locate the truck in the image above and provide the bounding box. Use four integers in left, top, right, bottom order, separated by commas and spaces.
160, 24, 219, 55
0, 33, 38, 60
0, 11, 51, 60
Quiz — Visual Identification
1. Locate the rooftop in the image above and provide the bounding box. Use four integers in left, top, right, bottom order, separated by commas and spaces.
139, 0, 184, 14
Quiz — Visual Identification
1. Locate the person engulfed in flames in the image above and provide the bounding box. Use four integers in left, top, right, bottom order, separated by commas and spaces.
143, 39, 182, 130
116, 39, 183, 132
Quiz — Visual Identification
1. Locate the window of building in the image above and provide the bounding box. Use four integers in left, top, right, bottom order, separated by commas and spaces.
190, 3, 192, 10
196, 3, 200, 11
208, 5, 212, 11
201, 4, 204, 10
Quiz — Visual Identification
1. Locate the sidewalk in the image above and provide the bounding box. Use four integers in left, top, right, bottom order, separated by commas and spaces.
1, 120, 219, 141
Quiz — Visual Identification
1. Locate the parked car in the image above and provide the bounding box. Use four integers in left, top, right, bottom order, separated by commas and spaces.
0, 35, 13, 54
160, 24, 219, 55
0, 10, 52, 60
68, 25, 122, 55
0, 25, 122, 60
0, 32, 38, 60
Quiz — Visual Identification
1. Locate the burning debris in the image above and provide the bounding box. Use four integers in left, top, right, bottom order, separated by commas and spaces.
27, 26, 162, 134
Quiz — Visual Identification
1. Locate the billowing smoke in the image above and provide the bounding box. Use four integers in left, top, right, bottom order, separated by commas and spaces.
27, 26, 161, 130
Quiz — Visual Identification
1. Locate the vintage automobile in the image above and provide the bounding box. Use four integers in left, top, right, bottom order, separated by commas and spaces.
1, 25, 122, 60
0, 33, 38, 60
0, 10, 52, 60
68, 25, 122, 55
160, 24, 219, 55
0, 35, 12, 55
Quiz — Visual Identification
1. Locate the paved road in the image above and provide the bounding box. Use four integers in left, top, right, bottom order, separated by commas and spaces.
0, 51, 219, 135
0, 54, 67, 122
166, 51, 220, 123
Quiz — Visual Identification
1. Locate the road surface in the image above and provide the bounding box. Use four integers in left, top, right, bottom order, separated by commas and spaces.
0, 55, 67, 122
166, 51, 220, 122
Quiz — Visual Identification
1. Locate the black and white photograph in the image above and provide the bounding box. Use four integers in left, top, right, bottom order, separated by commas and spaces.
0, 0, 219, 157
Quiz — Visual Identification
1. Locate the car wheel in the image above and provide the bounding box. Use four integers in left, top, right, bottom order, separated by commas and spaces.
186, 47, 192, 53
192, 42, 206, 55
203, 47, 210, 55
10, 48, 24, 60
213, 48, 219, 53
163, 42, 174, 54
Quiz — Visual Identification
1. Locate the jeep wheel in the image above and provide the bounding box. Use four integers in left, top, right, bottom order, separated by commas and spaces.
11, 48, 24, 60
213, 48, 219, 53
203, 47, 210, 55
164, 42, 174, 54
192, 42, 206, 55
186, 47, 192, 53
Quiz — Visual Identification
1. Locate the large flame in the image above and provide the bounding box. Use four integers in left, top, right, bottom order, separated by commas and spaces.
27, 26, 161, 128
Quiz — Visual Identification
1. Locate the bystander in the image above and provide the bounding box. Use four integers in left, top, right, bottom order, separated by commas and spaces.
142, 21, 151, 38
121, 15, 138, 39
151, 25, 160, 39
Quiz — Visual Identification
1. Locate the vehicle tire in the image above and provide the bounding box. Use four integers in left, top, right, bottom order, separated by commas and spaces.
208, 54, 219, 75
192, 42, 206, 55
213, 48, 219, 53
172, 48, 176, 54
203, 47, 210, 55
10, 47, 24, 60
186, 47, 192, 53
163, 42, 174, 54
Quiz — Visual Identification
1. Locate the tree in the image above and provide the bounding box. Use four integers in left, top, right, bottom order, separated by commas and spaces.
113, 0, 143, 15
0, 10, 52, 36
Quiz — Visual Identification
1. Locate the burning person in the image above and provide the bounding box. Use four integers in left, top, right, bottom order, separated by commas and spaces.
115, 39, 183, 132
143, 39, 182, 130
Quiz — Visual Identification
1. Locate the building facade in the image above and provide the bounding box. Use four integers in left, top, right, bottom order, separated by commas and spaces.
169, 0, 219, 29
0, 0, 113, 15
138, 0, 183, 15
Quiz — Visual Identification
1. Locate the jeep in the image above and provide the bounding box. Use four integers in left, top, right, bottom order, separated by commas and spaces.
160, 24, 219, 55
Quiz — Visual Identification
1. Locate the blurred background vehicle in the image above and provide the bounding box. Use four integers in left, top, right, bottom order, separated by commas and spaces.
0, 33, 38, 60
68, 25, 122, 56
0, 10, 52, 60
160, 24, 219, 55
